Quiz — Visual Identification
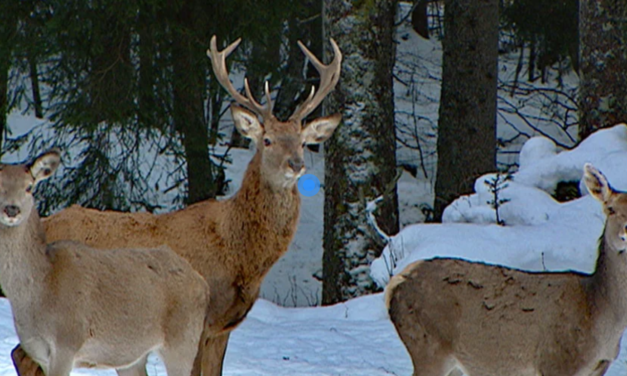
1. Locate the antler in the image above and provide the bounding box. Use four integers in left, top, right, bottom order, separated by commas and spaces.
207, 35, 275, 120
289, 39, 342, 122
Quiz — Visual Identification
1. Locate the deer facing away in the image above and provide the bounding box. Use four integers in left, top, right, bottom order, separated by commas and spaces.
0, 150, 209, 376
386, 163, 627, 376
11, 35, 342, 376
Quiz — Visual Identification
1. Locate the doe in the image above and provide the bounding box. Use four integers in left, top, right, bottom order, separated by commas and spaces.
387, 163, 627, 376
0, 150, 209, 376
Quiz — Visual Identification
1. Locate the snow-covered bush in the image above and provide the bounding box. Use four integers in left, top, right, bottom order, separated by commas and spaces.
372, 124, 627, 286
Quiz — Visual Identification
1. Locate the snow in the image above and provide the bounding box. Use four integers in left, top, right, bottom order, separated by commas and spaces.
372, 124, 627, 287
1, 293, 627, 375
0, 295, 415, 376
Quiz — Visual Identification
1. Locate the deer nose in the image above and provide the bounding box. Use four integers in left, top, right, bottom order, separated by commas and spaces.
4, 205, 20, 218
288, 157, 304, 173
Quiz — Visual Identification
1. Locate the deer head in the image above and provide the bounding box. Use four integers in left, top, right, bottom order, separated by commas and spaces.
208, 36, 342, 190
0, 150, 60, 227
584, 163, 627, 252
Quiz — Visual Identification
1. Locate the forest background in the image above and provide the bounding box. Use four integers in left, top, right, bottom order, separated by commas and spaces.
0, 0, 625, 306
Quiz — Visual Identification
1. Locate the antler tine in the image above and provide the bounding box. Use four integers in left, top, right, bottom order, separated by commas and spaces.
207, 35, 274, 119
243, 79, 274, 119
290, 38, 342, 122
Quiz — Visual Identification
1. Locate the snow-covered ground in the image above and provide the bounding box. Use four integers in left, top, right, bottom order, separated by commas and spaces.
0, 295, 626, 376
0, 295, 417, 376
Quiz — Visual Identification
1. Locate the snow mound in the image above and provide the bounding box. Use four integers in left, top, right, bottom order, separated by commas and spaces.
515, 124, 627, 192
371, 124, 627, 287
247, 293, 388, 324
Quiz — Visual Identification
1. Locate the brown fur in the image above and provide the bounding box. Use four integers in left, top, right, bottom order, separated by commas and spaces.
13, 36, 342, 376
42, 152, 301, 332
0, 151, 209, 376
386, 164, 627, 376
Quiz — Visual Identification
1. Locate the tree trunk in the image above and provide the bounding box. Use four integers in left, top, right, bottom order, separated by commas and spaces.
274, 0, 322, 121
28, 55, 43, 118
170, 2, 216, 204
0, 60, 8, 154
89, 6, 133, 124
0, 3, 17, 154
137, 5, 157, 130
322, 0, 399, 305
433, 0, 498, 222
578, 0, 627, 140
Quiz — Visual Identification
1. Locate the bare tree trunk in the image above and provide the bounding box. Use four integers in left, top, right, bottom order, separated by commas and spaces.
28, 54, 42, 118
137, 5, 157, 130
89, 6, 133, 124
170, 1, 215, 204
322, 0, 399, 305
433, 0, 498, 222
0, 4, 17, 154
0, 61, 8, 154
274, 0, 322, 121
578, 0, 627, 140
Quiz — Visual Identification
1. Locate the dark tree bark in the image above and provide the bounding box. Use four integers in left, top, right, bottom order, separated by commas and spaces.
322, 0, 400, 305
28, 55, 43, 118
433, 0, 498, 222
0, 57, 9, 153
411, 0, 430, 39
89, 6, 133, 124
170, 1, 216, 205
578, 0, 627, 140
274, 0, 323, 121
137, 5, 157, 130
0, 3, 18, 153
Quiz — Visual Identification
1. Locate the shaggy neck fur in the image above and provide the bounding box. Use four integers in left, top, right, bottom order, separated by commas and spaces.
0, 210, 50, 302
224, 151, 301, 285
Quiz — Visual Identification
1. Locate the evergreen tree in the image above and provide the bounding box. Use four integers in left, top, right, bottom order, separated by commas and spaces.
2, 0, 303, 213
578, 0, 627, 139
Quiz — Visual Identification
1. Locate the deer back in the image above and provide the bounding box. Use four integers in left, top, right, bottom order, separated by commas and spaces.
386, 163, 627, 376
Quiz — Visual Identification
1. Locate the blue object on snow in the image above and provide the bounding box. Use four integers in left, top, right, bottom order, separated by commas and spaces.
298, 174, 320, 197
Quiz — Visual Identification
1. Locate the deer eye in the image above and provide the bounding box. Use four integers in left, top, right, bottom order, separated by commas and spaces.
608, 207, 616, 215
263, 138, 272, 147
25, 184, 33, 193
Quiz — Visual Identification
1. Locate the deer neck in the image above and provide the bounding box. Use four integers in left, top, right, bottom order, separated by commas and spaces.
0, 210, 50, 301
587, 230, 627, 328
226, 152, 301, 280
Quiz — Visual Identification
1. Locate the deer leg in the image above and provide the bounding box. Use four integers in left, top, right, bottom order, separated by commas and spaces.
446, 368, 464, 376
159, 344, 199, 376
200, 332, 230, 376
116, 355, 148, 376
397, 328, 456, 376
45, 349, 74, 376
11, 344, 45, 376
410, 354, 457, 376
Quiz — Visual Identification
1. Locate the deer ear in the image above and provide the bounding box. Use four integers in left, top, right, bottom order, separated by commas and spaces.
29, 149, 61, 184
583, 163, 613, 203
302, 113, 341, 144
231, 105, 263, 142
